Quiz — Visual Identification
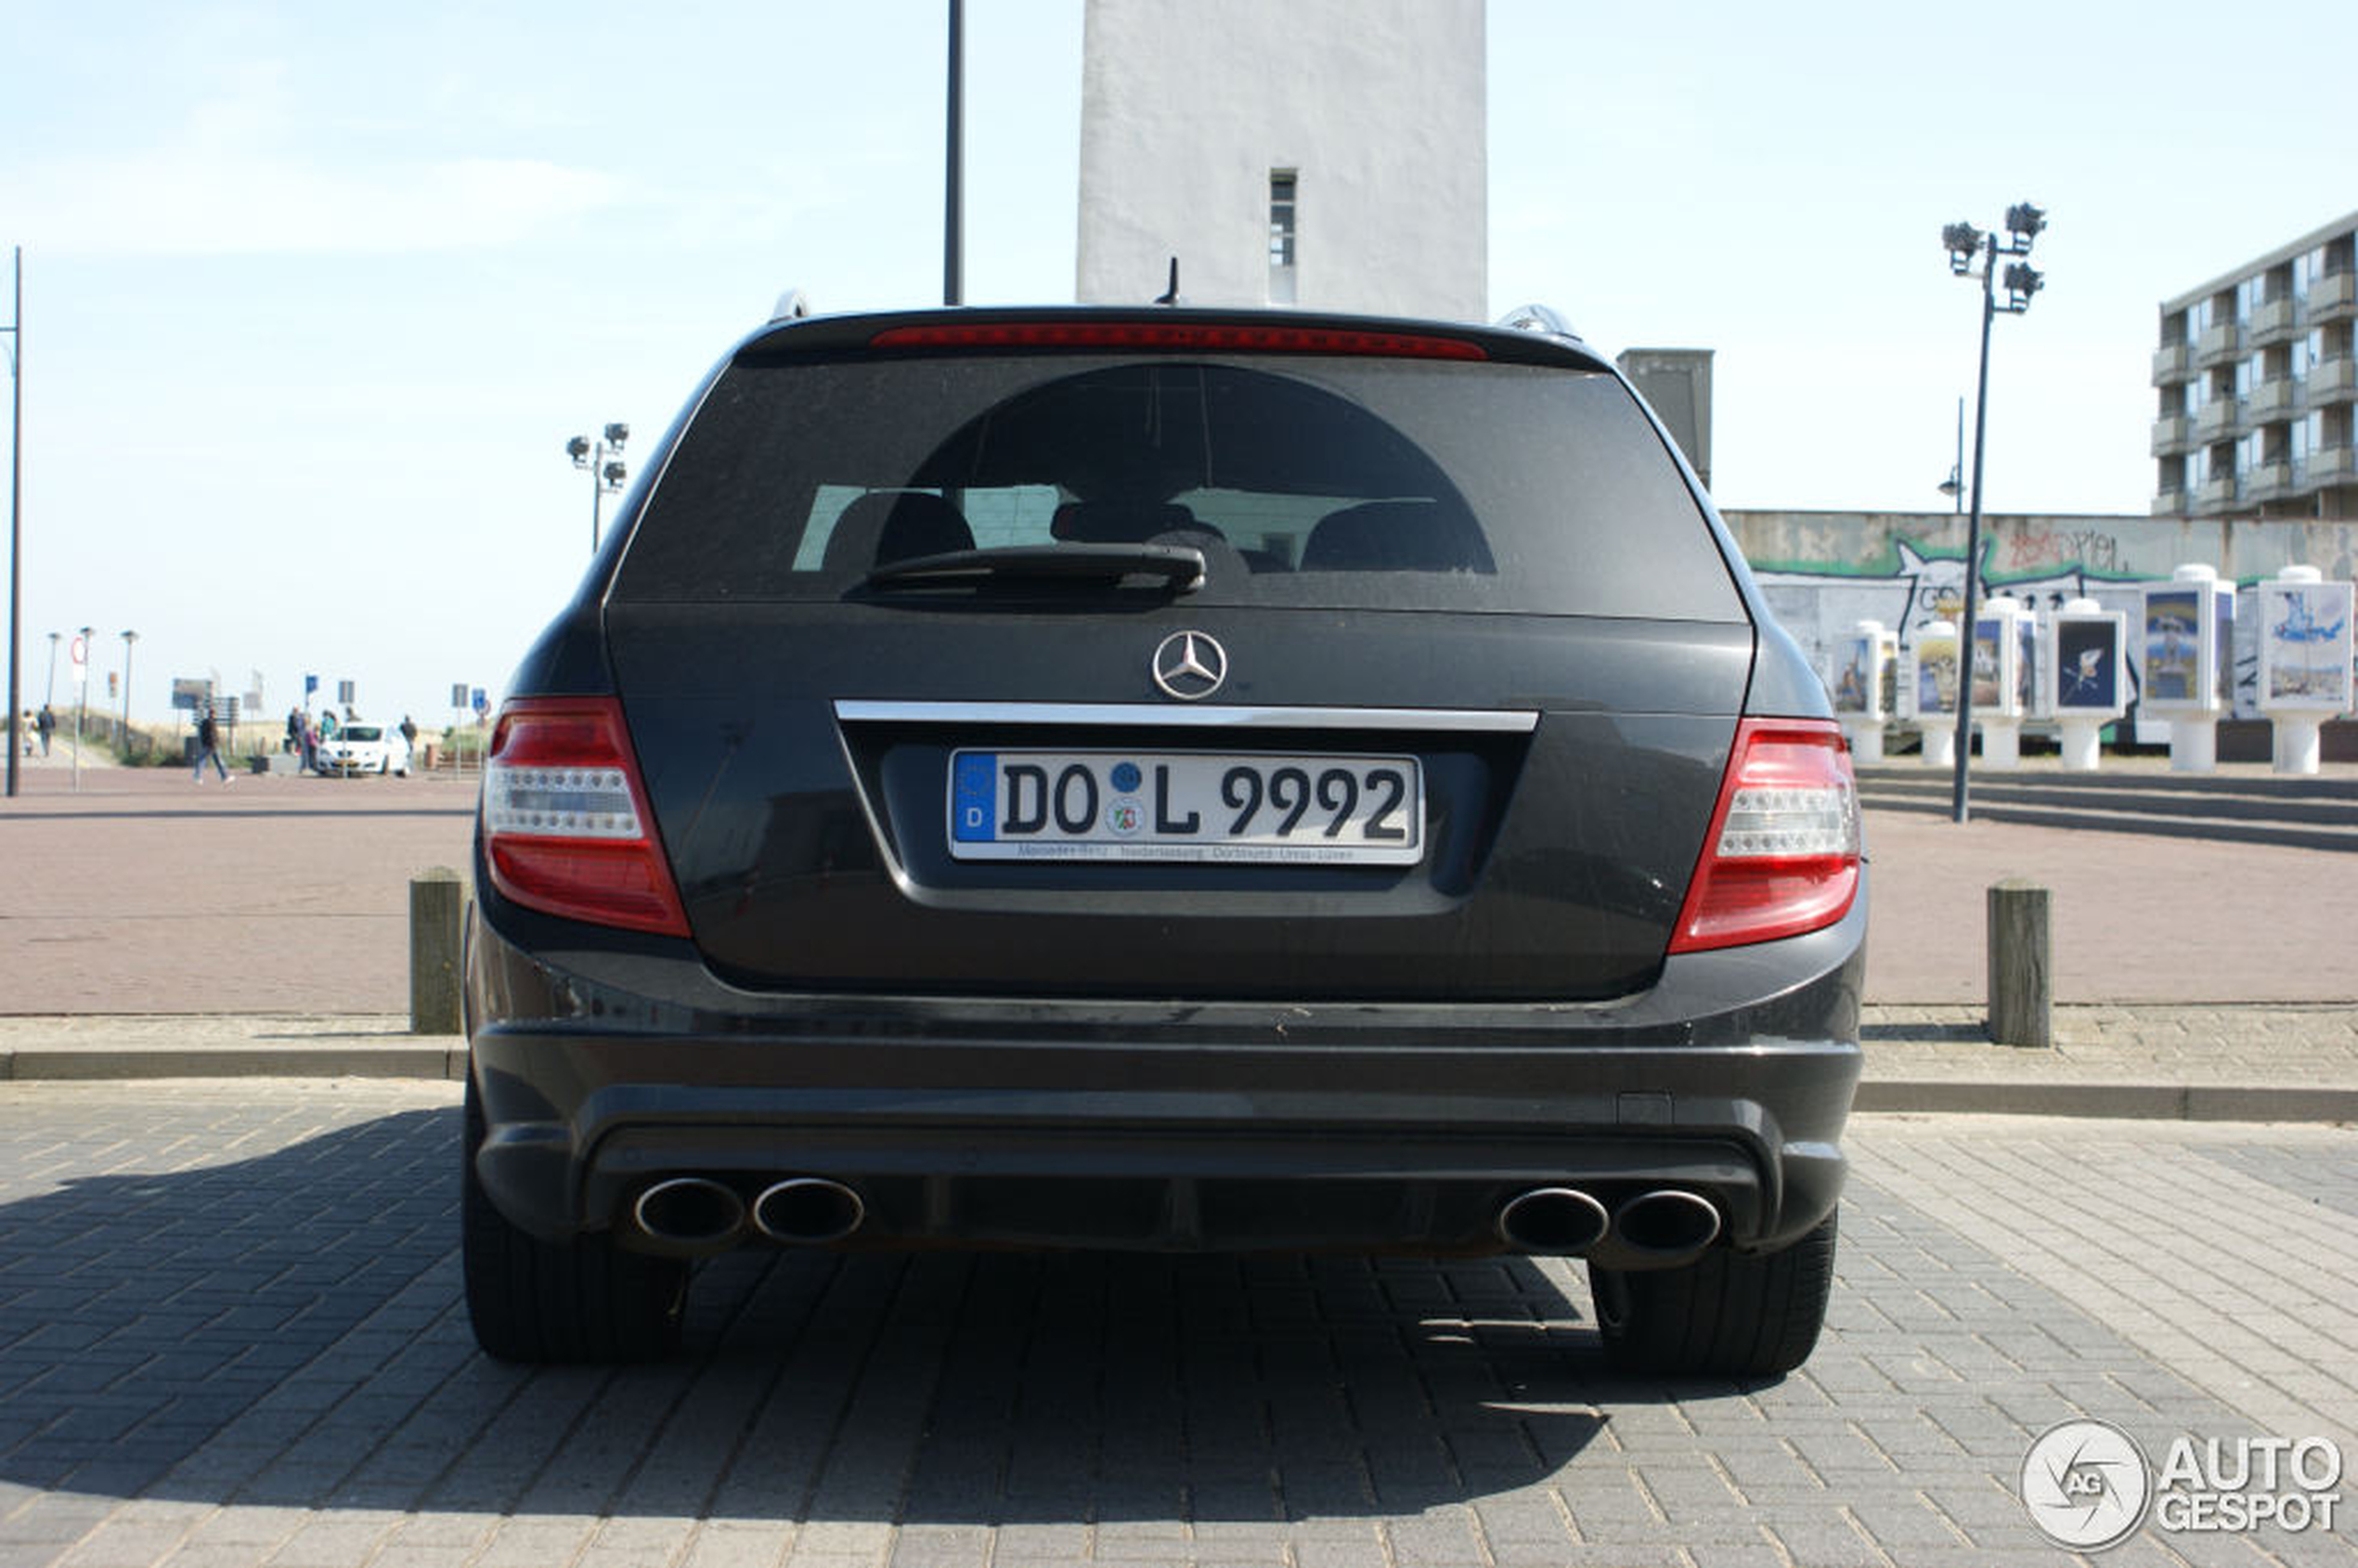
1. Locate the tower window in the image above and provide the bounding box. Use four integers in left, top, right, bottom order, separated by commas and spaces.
1268, 170, 1297, 305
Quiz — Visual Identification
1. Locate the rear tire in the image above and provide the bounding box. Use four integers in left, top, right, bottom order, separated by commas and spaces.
460, 1075, 688, 1362
1589, 1210, 1837, 1378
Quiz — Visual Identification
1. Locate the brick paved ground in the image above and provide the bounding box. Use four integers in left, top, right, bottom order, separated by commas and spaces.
0, 1082, 2352, 1568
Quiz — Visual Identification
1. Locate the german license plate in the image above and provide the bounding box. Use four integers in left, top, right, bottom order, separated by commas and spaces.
949, 750, 1423, 864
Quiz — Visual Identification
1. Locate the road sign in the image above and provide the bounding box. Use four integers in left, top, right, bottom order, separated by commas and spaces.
450, 683, 469, 708
338, 680, 355, 706
472, 688, 488, 715
70, 635, 87, 688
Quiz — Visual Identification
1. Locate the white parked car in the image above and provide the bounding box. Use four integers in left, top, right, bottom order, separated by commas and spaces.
319, 722, 411, 777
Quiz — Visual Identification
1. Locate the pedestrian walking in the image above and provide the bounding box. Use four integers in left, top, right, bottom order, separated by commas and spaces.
297, 709, 319, 774
36, 704, 55, 758
192, 706, 231, 784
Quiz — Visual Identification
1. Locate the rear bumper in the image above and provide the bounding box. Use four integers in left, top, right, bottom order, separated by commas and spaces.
466, 886, 1864, 1261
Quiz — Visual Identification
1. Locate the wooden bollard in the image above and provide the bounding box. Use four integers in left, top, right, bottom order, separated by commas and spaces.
1987, 877, 2052, 1048
409, 867, 465, 1036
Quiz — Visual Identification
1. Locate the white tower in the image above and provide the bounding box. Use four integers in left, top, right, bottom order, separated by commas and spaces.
1077, 0, 1487, 320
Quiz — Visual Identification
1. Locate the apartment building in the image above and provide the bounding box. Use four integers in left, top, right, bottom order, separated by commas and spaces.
2152, 210, 2358, 520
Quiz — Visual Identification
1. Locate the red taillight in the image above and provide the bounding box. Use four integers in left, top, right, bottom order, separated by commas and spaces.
481, 697, 690, 938
867, 321, 1489, 359
1667, 719, 1861, 954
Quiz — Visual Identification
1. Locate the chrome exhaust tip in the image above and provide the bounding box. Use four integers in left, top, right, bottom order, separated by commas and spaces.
1611, 1188, 1722, 1263
1496, 1186, 1612, 1255
752, 1177, 866, 1245
630, 1176, 746, 1252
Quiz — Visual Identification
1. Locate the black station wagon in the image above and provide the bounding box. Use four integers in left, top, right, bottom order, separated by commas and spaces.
462, 302, 1866, 1375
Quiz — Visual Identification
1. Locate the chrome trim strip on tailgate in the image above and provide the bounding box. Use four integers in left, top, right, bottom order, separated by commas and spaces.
835, 700, 1540, 732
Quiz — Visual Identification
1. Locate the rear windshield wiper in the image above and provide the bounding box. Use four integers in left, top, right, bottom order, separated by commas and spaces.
861, 543, 1206, 593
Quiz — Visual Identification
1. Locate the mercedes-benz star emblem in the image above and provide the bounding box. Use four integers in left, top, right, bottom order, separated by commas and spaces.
1151, 630, 1228, 701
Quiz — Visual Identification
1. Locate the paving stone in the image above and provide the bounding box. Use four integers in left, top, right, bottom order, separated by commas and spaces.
0, 1083, 2352, 1568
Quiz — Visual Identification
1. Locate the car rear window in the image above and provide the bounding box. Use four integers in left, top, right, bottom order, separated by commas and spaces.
613, 354, 1743, 620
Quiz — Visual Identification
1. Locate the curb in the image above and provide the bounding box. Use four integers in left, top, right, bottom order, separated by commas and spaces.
2, 1040, 2352, 1123
1853, 1079, 2358, 1122
1, 1043, 466, 1082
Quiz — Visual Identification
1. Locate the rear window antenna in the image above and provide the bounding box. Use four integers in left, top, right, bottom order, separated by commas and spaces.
1154, 257, 1181, 306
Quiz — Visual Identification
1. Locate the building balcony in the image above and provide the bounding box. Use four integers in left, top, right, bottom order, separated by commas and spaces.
2311, 272, 2358, 322
2248, 296, 2300, 344
2150, 486, 2188, 516
2311, 356, 2358, 400
2312, 446, 2357, 486
2195, 321, 2242, 364
2151, 414, 2195, 454
2248, 379, 2300, 419
2194, 398, 2241, 439
2152, 342, 2192, 382
2246, 461, 2296, 501
2193, 474, 2238, 512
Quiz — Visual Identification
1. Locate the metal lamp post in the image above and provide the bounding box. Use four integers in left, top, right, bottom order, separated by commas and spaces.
71, 622, 90, 789
1940, 202, 2046, 824
119, 629, 136, 752
565, 422, 629, 554
4, 250, 20, 797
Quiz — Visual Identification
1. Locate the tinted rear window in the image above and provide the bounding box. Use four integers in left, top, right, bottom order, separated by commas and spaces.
614, 354, 1743, 619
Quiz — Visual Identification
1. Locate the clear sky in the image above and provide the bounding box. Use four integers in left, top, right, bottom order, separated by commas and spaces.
5, 0, 2354, 730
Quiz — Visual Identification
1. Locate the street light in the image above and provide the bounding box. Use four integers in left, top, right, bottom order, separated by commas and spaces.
71, 622, 90, 789
4, 250, 20, 797
1937, 396, 1965, 512
119, 629, 137, 751
565, 421, 629, 554
1940, 200, 2047, 824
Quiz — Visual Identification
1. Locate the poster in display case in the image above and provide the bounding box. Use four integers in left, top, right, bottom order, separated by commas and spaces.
1831, 634, 1875, 715
2260, 579, 2353, 710
2055, 617, 2123, 711
1912, 628, 1958, 717
2143, 589, 2203, 706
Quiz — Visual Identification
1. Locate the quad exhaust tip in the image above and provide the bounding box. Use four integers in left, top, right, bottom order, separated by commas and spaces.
1496, 1186, 1612, 1255
1612, 1188, 1722, 1262
632, 1176, 747, 1251
753, 1177, 866, 1245
1496, 1186, 1725, 1265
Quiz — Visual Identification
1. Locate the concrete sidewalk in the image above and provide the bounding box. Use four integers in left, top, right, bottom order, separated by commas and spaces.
5, 1004, 2355, 1121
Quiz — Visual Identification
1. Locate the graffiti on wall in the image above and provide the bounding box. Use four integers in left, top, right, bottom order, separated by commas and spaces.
1753, 537, 2132, 665
1731, 512, 2358, 729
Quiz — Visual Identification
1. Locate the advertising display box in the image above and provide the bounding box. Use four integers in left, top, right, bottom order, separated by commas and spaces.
2255, 566, 2355, 774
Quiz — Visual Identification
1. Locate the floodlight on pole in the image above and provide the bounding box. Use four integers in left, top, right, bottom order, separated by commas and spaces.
1939, 200, 2049, 824
564, 422, 630, 554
